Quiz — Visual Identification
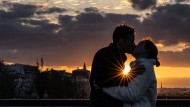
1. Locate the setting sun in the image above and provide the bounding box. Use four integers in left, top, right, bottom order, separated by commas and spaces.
123, 65, 131, 75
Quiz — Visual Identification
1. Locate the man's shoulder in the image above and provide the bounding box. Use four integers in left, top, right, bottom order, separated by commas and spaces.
92, 46, 112, 62
95, 46, 110, 56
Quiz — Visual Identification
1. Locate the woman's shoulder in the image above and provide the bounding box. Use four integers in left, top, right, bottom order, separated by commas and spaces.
130, 58, 155, 67
138, 59, 156, 66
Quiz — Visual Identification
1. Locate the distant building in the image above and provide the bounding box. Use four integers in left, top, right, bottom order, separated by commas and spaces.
71, 63, 91, 98
6, 64, 25, 74
23, 65, 40, 75
5, 63, 40, 98
72, 63, 90, 79
5, 64, 40, 75
0, 59, 5, 71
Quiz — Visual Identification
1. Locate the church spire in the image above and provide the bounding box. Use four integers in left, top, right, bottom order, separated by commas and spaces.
83, 62, 86, 70
36, 59, 39, 67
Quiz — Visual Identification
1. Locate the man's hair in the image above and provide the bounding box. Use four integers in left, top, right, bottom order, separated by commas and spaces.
141, 39, 160, 67
112, 23, 135, 43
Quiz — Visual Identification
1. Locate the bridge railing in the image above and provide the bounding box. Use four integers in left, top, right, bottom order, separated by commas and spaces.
0, 99, 190, 106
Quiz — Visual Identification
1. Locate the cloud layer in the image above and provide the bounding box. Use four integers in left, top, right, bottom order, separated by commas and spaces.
0, 1, 190, 67
141, 4, 190, 45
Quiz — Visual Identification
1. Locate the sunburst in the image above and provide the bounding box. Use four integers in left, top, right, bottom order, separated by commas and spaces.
123, 65, 131, 75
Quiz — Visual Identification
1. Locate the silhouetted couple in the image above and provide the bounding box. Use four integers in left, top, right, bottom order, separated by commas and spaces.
89, 23, 160, 107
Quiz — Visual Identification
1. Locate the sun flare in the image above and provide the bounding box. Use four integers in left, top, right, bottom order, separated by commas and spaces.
123, 65, 131, 75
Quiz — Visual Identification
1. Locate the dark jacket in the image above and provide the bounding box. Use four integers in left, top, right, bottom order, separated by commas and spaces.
89, 43, 128, 107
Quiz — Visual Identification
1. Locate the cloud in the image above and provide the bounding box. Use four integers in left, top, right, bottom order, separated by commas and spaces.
0, 1, 190, 68
139, 4, 190, 45
159, 48, 190, 67
0, 2, 61, 50
36, 7, 67, 14
56, 4, 190, 67
175, 0, 190, 3
84, 7, 99, 13
0, 1, 37, 19
128, 0, 157, 10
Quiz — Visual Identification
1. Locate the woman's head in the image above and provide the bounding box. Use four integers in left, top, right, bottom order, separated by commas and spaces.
134, 39, 160, 67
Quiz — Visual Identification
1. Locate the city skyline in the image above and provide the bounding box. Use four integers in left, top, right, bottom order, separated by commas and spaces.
0, 0, 190, 79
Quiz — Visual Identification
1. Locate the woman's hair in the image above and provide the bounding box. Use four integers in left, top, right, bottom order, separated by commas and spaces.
141, 39, 160, 67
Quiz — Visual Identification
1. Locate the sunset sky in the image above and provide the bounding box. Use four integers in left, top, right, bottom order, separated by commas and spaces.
0, 0, 190, 82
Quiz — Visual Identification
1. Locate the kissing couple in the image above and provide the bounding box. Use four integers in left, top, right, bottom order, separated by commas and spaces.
90, 23, 160, 107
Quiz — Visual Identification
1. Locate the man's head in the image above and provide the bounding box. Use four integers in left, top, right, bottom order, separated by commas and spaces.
113, 23, 136, 54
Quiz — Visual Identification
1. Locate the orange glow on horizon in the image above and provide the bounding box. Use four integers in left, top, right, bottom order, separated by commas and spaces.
42, 65, 92, 73
40, 64, 190, 88
156, 43, 164, 47
42, 65, 190, 77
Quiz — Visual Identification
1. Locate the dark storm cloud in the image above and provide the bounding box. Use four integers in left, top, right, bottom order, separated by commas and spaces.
128, 0, 157, 10
140, 4, 190, 45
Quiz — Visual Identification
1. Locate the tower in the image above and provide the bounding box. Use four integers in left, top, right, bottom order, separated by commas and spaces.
41, 57, 44, 71
161, 82, 163, 89
36, 59, 39, 67
41, 58, 43, 67
83, 62, 86, 70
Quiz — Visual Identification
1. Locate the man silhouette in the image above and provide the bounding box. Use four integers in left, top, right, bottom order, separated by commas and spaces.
89, 23, 143, 107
